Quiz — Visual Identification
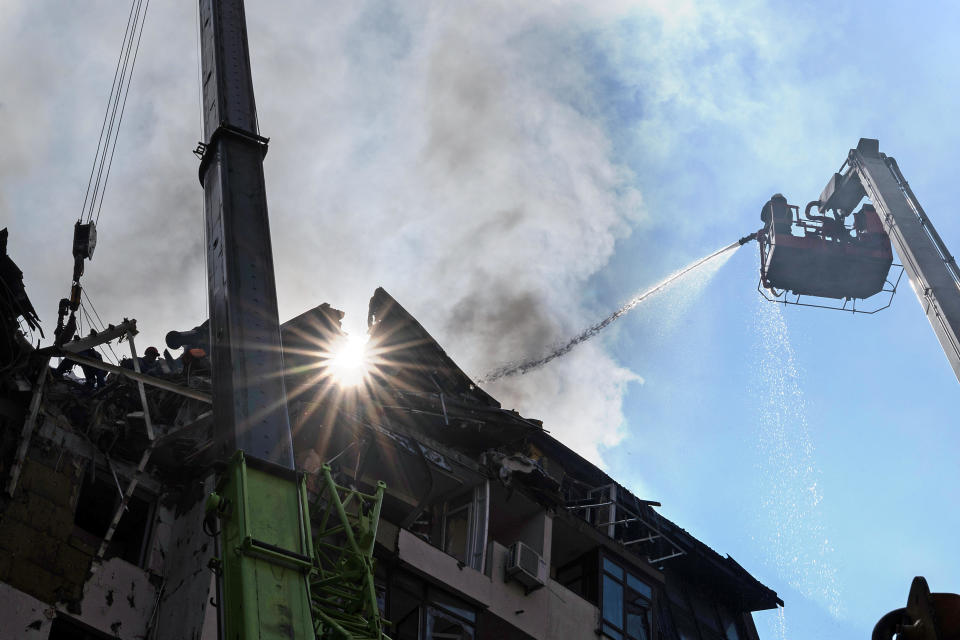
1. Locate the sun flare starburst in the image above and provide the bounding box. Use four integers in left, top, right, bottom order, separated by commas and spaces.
327, 333, 370, 387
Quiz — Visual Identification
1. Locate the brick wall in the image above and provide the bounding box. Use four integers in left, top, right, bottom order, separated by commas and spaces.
0, 446, 92, 609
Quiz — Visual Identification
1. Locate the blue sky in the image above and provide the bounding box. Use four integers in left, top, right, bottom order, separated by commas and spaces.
576, 3, 960, 637
3, 2, 960, 638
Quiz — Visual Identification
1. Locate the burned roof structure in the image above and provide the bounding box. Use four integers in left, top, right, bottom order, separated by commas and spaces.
0, 232, 779, 639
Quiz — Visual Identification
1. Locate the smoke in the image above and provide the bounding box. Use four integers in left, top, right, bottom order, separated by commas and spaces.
0, 1, 646, 464
0, 1, 837, 466
246, 2, 651, 462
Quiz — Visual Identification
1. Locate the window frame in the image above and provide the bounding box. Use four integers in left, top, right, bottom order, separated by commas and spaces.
665, 571, 746, 640
440, 482, 488, 571
599, 554, 655, 640
386, 568, 478, 640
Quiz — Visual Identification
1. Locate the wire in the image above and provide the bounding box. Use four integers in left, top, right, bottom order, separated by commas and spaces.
80, 0, 151, 225
87, 0, 142, 224
78, 0, 139, 224
57, 2, 151, 359
80, 290, 121, 365
55, 1, 151, 354
95, 0, 151, 225
81, 288, 107, 330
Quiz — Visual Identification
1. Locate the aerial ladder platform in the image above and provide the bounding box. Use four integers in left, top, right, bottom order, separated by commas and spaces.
755, 138, 960, 384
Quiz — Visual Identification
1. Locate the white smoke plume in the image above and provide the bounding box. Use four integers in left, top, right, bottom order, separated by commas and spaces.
0, 1, 839, 466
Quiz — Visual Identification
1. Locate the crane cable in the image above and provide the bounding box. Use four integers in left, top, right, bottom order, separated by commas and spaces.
54, 0, 151, 350
80, 289, 121, 365
80, 0, 151, 226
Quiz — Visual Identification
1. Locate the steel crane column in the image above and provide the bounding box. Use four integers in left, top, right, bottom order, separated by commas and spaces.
197, 2, 314, 639
197, 0, 294, 467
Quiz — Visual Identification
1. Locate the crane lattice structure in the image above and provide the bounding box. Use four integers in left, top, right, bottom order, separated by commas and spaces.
310, 465, 389, 640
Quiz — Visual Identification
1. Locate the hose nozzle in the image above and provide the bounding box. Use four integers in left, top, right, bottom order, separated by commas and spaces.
738, 231, 758, 246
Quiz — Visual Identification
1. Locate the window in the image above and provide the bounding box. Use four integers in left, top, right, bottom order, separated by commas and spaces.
426, 590, 476, 640
557, 559, 583, 596
74, 467, 154, 567
440, 482, 488, 570
717, 605, 742, 640
443, 494, 471, 564
690, 590, 722, 634
388, 570, 478, 640
665, 572, 744, 640
600, 556, 653, 640
556, 550, 599, 604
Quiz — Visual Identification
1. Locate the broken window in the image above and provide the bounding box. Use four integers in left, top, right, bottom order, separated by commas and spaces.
425, 601, 475, 640
388, 570, 478, 640
600, 556, 653, 640
73, 465, 154, 566
441, 482, 488, 570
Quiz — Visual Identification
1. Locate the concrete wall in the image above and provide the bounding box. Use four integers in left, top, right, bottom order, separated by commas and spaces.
153, 474, 219, 640
0, 583, 53, 639
396, 529, 598, 640
0, 448, 90, 609
512, 510, 550, 558
546, 579, 600, 640
74, 557, 159, 638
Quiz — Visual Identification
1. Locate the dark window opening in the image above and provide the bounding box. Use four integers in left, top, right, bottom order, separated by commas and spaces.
664, 570, 745, 640
717, 605, 742, 640
74, 467, 153, 566
556, 549, 598, 604
49, 615, 113, 639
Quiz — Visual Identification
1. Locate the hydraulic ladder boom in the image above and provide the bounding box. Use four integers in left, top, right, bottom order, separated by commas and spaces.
818, 138, 960, 383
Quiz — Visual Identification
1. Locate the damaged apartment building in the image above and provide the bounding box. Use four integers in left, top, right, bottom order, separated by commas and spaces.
0, 230, 781, 639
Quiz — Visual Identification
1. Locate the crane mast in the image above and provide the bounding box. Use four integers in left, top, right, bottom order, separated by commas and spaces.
195, 3, 387, 639
197, 0, 294, 466
818, 138, 960, 382
197, 1, 314, 638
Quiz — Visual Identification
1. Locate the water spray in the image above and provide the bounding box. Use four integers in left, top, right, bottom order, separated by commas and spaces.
480, 234, 756, 383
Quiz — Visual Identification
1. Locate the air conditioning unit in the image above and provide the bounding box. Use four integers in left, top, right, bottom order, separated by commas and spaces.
505, 541, 546, 593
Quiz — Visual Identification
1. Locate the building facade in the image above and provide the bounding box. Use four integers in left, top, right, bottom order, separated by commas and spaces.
0, 236, 779, 639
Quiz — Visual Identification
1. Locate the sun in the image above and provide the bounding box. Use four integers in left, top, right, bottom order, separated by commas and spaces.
327, 333, 370, 387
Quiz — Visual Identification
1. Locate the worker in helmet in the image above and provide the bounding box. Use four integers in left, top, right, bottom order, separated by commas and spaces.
760, 193, 793, 234
121, 345, 162, 375
141, 346, 162, 375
